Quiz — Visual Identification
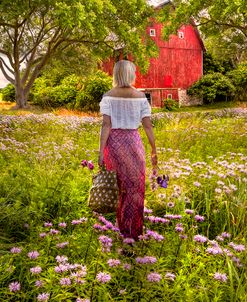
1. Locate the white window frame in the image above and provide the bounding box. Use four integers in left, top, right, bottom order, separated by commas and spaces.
150, 29, 156, 37
167, 94, 173, 99
178, 31, 184, 39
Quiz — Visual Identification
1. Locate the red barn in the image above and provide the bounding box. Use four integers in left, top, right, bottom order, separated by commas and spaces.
102, 1, 205, 107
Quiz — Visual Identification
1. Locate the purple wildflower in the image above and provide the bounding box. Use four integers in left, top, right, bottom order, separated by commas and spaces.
175, 223, 184, 233
30, 266, 42, 274
145, 230, 164, 241
80, 160, 88, 167
87, 161, 94, 170
71, 218, 87, 225
49, 228, 59, 235
56, 242, 69, 248
107, 259, 121, 267
206, 246, 223, 255
185, 209, 194, 215
44, 222, 53, 227
216, 236, 224, 242
193, 181, 201, 187
60, 277, 71, 286
96, 272, 111, 283
10, 247, 22, 254
123, 263, 131, 270
165, 272, 176, 281
39, 232, 47, 238
123, 238, 135, 244
194, 215, 205, 222
136, 256, 157, 264
194, 234, 207, 243
98, 235, 112, 253
213, 272, 228, 282
144, 207, 153, 214
229, 242, 245, 252
221, 232, 231, 238
76, 299, 90, 302
9, 281, 21, 292
27, 251, 40, 259
56, 255, 68, 263
54, 264, 69, 273
58, 222, 67, 228
37, 293, 50, 301
147, 272, 162, 282
93, 223, 107, 231
35, 280, 44, 288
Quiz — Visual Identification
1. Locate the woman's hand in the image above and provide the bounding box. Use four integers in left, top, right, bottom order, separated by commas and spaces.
98, 152, 104, 167
151, 150, 158, 168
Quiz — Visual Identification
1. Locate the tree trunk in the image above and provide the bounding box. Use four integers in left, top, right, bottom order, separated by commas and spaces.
14, 85, 29, 109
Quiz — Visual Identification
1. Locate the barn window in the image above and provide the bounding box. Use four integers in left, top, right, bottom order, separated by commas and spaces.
178, 31, 184, 39
167, 94, 173, 99
150, 29, 156, 36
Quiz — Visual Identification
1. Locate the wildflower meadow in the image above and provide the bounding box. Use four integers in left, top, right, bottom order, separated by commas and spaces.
0, 109, 246, 301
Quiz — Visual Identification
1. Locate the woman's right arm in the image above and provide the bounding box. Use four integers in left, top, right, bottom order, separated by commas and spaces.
142, 117, 157, 168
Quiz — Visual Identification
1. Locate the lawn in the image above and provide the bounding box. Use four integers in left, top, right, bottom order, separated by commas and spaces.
0, 106, 246, 301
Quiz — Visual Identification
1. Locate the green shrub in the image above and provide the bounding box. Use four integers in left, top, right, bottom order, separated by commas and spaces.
162, 99, 179, 111
227, 62, 247, 102
75, 71, 112, 111
188, 73, 235, 104
1, 84, 15, 102
32, 75, 83, 108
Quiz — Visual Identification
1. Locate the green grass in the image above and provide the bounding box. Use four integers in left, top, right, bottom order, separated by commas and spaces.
152, 101, 242, 114
0, 111, 246, 301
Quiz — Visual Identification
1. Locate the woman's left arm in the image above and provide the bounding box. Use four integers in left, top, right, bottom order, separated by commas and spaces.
98, 114, 111, 166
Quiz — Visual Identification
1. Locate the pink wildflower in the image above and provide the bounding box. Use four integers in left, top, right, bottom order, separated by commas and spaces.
147, 272, 162, 282
10, 247, 22, 254
107, 259, 121, 267
96, 272, 111, 283
30, 266, 42, 274
213, 272, 228, 282
60, 277, 71, 286
9, 281, 21, 292
37, 293, 50, 301
27, 251, 40, 259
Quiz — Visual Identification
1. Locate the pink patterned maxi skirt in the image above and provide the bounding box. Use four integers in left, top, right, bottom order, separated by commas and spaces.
104, 129, 146, 240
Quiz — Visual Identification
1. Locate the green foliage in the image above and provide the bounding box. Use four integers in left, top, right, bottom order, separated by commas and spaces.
203, 53, 234, 75
1, 84, 15, 102
32, 75, 83, 108
188, 73, 235, 103
227, 62, 247, 102
162, 99, 179, 111
75, 71, 112, 111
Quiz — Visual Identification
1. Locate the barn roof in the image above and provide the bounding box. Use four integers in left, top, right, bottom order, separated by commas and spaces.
149, 0, 206, 52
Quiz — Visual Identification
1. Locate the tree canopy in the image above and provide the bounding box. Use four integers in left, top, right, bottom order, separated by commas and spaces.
159, 0, 247, 64
0, 0, 156, 108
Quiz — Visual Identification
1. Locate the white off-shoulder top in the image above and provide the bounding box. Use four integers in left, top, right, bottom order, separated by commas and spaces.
100, 96, 151, 129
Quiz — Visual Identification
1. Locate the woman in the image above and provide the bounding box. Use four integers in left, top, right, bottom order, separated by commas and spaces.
98, 60, 157, 241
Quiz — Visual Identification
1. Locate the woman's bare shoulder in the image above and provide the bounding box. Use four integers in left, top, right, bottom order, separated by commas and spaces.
104, 87, 146, 98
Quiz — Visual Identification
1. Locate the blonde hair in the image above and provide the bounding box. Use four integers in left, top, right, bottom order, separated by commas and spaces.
113, 60, 136, 87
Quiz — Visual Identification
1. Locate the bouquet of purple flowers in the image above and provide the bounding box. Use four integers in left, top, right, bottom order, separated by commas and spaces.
150, 170, 169, 191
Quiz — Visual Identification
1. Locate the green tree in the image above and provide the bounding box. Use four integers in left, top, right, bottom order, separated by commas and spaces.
159, 0, 247, 64
0, 0, 155, 108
